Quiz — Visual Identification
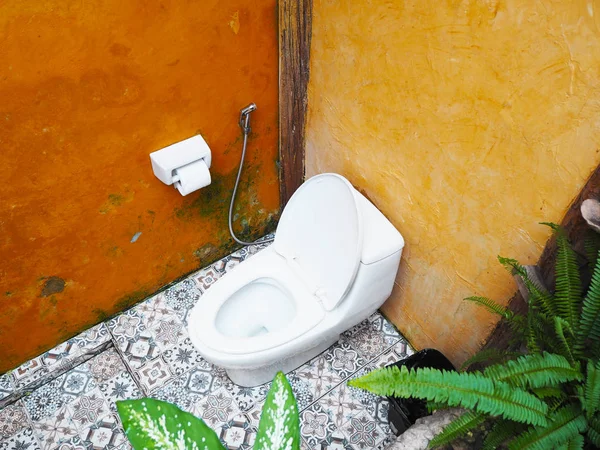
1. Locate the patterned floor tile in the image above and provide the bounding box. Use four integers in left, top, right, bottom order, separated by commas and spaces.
341, 410, 386, 450
0, 401, 29, 440
317, 381, 371, 429
80, 413, 126, 450
133, 293, 177, 330
56, 435, 88, 449
85, 349, 124, 384
33, 405, 78, 450
189, 386, 241, 429
67, 387, 111, 431
217, 412, 257, 450
340, 321, 390, 363
0, 427, 41, 450
300, 403, 337, 449
163, 279, 201, 326
193, 266, 223, 292
291, 342, 366, 409
135, 356, 173, 394
108, 310, 146, 346
11, 357, 48, 391
0, 375, 13, 404
162, 337, 205, 376
59, 366, 97, 401
23, 375, 68, 421
222, 380, 270, 413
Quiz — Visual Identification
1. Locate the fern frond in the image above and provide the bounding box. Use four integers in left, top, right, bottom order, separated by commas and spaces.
548, 224, 581, 326
428, 412, 486, 448
464, 296, 513, 319
508, 404, 587, 450
584, 232, 600, 267
555, 433, 584, 450
499, 256, 556, 317
554, 316, 576, 365
482, 419, 527, 450
584, 360, 600, 419
575, 250, 600, 355
527, 309, 542, 354
588, 414, 600, 447
531, 386, 567, 400
349, 366, 548, 426
460, 348, 521, 371
483, 352, 582, 389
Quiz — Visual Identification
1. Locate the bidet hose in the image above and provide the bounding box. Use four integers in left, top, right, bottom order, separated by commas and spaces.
228, 112, 275, 246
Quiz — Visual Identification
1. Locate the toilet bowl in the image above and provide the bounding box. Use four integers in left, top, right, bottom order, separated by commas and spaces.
187, 173, 404, 387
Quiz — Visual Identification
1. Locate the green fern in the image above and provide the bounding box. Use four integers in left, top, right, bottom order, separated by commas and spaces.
553, 317, 576, 365
428, 412, 486, 448
508, 404, 587, 450
461, 348, 521, 371
587, 415, 600, 447
499, 256, 557, 317
483, 353, 582, 389
555, 433, 584, 450
349, 366, 548, 426
464, 296, 513, 319
544, 223, 581, 327
583, 360, 600, 419
575, 250, 600, 354
531, 386, 567, 400
584, 232, 600, 267
481, 419, 527, 450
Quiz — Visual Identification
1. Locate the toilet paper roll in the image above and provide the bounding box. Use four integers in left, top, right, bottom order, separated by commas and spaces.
173, 160, 211, 196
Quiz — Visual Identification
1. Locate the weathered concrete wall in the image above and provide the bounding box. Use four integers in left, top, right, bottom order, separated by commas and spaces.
0, 0, 279, 371
306, 0, 600, 366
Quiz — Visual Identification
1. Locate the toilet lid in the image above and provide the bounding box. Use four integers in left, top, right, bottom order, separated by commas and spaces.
274, 173, 363, 311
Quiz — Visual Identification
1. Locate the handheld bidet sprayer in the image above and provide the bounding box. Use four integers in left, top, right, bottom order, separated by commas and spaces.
228, 103, 275, 246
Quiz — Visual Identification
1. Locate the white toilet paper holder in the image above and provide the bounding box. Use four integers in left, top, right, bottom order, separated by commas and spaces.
149, 135, 212, 186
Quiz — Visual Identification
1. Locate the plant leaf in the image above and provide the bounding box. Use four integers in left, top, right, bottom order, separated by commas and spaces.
464, 296, 513, 319
584, 360, 600, 419
348, 366, 548, 426
575, 250, 600, 355
554, 433, 584, 450
483, 352, 582, 389
544, 223, 581, 327
588, 414, 600, 447
254, 372, 300, 450
460, 348, 521, 371
508, 404, 587, 450
116, 398, 226, 450
428, 411, 486, 448
498, 256, 556, 317
481, 419, 527, 450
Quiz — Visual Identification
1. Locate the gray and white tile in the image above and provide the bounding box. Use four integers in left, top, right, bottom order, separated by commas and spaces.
0, 401, 29, 440
0, 427, 41, 450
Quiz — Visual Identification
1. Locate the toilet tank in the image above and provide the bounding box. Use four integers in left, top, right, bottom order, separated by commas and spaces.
335, 190, 404, 321
354, 191, 404, 264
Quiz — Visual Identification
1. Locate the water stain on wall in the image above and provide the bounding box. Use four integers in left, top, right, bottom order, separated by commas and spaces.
0, 0, 279, 372
306, 0, 600, 366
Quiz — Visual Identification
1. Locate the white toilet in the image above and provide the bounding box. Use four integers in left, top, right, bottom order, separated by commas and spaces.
187, 173, 404, 387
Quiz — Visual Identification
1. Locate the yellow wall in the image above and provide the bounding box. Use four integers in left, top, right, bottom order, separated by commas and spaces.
0, 0, 279, 372
306, 0, 600, 365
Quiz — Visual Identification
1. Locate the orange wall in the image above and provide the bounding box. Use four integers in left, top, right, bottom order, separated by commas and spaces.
306, 0, 600, 366
0, 1, 279, 372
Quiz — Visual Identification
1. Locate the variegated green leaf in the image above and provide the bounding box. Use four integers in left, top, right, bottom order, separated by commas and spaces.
254, 371, 300, 450
116, 398, 225, 450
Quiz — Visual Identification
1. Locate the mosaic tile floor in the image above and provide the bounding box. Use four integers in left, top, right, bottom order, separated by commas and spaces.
0, 238, 413, 449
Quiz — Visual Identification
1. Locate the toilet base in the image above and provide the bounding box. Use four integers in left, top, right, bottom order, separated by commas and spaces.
226, 334, 340, 387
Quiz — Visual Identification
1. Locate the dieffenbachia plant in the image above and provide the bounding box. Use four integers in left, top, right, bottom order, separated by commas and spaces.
116, 371, 300, 450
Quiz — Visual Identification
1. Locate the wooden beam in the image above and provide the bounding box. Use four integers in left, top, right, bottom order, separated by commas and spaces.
278, 0, 312, 206
481, 165, 600, 353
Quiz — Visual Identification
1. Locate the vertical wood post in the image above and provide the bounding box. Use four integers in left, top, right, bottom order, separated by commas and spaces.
278, 0, 312, 206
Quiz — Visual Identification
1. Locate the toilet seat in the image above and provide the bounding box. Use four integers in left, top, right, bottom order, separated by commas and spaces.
188, 248, 326, 355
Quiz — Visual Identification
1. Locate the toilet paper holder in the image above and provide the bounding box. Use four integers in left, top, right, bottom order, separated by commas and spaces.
149, 135, 212, 187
